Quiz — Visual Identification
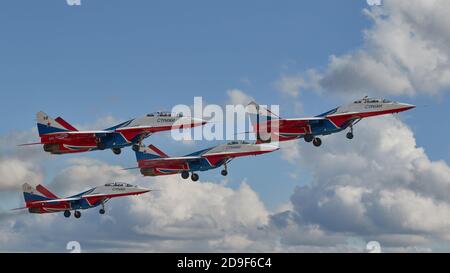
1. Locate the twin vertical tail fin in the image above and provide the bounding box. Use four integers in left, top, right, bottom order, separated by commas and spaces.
247, 102, 279, 144
22, 183, 56, 206
36, 111, 78, 136
135, 144, 169, 161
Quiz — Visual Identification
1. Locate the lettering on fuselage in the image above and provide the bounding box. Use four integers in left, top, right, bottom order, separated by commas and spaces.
55, 134, 69, 139
157, 118, 176, 123
227, 146, 241, 149
365, 104, 382, 109
111, 187, 126, 191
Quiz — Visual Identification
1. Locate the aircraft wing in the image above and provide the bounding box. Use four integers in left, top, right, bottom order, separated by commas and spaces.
254, 117, 323, 137
278, 117, 327, 126
20, 130, 115, 146
202, 154, 235, 166
81, 191, 149, 205
80, 194, 110, 206
28, 197, 82, 204
114, 127, 154, 142
39, 130, 113, 136
323, 112, 362, 128
28, 194, 111, 205
17, 142, 46, 146
139, 156, 201, 170
11, 206, 29, 211
269, 114, 361, 136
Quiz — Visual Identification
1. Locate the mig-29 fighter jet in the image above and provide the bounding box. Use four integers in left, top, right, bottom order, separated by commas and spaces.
15, 182, 150, 219
249, 97, 415, 147
20, 111, 207, 155
133, 141, 279, 181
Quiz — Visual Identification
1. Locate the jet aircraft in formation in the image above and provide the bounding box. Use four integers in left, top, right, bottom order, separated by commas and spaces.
16, 97, 415, 217
133, 141, 279, 181
249, 96, 415, 147
15, 183, 150, 219
20, 111, 206, 155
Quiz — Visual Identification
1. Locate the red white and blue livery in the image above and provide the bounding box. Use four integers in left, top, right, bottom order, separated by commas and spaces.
134, 141, 279, 181
16, 182, 150, 219
21, 111, 207, 155
250, 97, 415, 147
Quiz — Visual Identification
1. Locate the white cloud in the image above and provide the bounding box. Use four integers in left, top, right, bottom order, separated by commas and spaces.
276, 70, 321, 98
0, 130, 47, 192
76, 115, 122, 131
0, 156, 273, 252
130, 178, 269, 244
279, 141, 301, 164
48, 157, 136, 195
279, 0, 450, 97
0, 158, 43, 191
227, 89, 254, 105
276, 116, 450, 249
2, 112, 450, 251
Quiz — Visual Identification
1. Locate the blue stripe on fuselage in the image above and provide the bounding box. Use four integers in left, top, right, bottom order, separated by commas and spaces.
96, 133, 132, 149
315, 107, 338, 117
309, 119, 343, 136
135, 149, 163, 161
186, 158, 222, 172
23, 192, 52, 202
184, 147, 213, 157
37, 124, 69, 135
68, 198, 102, 210
104, 119, 133, 131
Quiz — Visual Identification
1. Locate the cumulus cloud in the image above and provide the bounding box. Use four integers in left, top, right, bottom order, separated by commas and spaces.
0, 152, 274, 252
2, 115, 449, 252
227, 89, 254, 105
128, 177, 271, 251
0, 158, 43, 191
278, 0, 450, 97
0, 130, 47, 192
274, 116, 450, 249
48, 157, 136, 196
276, 70, 321, 98
76, 115, 122, 131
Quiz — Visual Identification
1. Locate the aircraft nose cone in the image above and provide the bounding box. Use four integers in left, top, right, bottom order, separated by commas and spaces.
399, 103, 416, 111
192, 117, 208, 126
135, 186, 151, 193
405, 103, 416, 110
259, 144, 280, 152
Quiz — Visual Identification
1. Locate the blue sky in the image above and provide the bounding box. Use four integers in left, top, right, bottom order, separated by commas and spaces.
1, 0, 450, 252
0, 0, 448, 206
0, 0, 375, 209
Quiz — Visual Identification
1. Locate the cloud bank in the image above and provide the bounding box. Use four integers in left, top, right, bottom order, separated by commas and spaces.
277, 0, 450, 98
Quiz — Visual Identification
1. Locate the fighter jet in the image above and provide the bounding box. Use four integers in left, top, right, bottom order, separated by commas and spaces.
20, 111, 206, 155
16, 182, 150, 219
249, 97, 415, 147
133, 141, 279, 181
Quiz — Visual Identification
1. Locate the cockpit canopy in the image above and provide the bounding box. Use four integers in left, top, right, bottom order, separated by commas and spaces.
105, 182, 135, 187
146, 111, 184, 117
353, 97, 394, 104
227, 140, 250, 145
